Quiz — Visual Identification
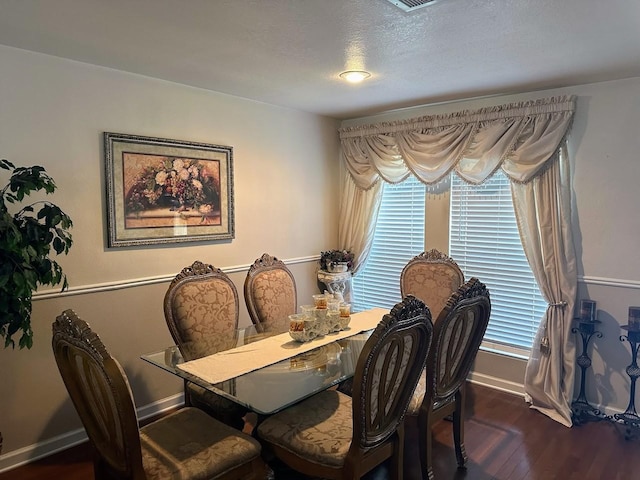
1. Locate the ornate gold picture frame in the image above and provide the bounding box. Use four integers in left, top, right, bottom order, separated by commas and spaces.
105, 132, 234, 247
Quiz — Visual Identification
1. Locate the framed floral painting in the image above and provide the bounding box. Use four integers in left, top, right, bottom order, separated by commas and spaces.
104, 132, 234, 247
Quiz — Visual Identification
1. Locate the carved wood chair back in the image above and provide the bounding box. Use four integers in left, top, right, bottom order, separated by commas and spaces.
400, 249, 465, 320
257, 295, 434, 479
352, 295, 434, 452
52, 309, 266, 480
164, 260, 240, 361
163, 261, 247, 429
52, 310, 145, 479
418, 277, 491, 480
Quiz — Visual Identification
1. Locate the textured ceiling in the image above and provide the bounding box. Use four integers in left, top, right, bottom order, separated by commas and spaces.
1, 0, 639, 119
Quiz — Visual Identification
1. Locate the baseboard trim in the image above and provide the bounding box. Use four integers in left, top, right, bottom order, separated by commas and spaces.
468, 371, 526, 397
0, 428, 88, 475
467, 374, 629, 421
0, 393, 184, 474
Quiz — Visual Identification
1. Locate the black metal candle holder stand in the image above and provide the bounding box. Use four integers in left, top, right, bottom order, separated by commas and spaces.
612, 326, 640, 439
571, 319, 606, 425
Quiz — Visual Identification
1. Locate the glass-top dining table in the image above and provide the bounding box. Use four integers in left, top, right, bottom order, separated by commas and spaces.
141, 308, 387, 415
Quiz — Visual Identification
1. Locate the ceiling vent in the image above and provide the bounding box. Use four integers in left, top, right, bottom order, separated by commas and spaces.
385, 0, 440, 12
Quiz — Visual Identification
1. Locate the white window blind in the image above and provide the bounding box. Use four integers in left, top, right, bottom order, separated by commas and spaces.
449, 170, 547, 353
352, 176, 426, 311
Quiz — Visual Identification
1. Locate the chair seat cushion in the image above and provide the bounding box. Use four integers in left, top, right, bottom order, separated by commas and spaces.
141, 407, 261, 479
257, 389, 353, 467
407, 369, 426, 416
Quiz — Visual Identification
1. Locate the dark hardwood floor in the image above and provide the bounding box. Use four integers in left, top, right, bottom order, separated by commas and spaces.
1, 383, 637, 480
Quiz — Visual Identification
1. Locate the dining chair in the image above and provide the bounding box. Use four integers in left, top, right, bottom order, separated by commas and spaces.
400, 249, 465, 321
408, 277, 491, 480
163, 260, 247, 429
244, 252, 297, 329
400, 249, 465, 422
52, 309, 266, 480
257, 295, 434, 480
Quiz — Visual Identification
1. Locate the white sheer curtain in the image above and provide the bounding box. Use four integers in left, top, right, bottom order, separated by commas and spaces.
337, 172, 383, 273
338, 95, 578, 425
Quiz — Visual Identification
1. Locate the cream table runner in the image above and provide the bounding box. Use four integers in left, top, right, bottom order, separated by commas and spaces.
176, 308, 388, 385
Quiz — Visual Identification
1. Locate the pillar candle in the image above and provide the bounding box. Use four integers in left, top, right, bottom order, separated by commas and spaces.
580, 300, 596, 321
629, 307, 640, 330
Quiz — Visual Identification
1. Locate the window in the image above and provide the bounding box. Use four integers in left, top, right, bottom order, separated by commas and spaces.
352, 169, 546, 356
352, 176, 425, 311
449, 170, 547, 355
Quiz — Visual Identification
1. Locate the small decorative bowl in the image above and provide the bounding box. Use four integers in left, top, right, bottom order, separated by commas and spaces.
289, 312, 317, 342
328, 312, 342, 333
339, 315, 351, 330
289, 329, 314, 342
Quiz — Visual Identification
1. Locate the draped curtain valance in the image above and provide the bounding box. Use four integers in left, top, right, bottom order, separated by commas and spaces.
339, 95, 575, 189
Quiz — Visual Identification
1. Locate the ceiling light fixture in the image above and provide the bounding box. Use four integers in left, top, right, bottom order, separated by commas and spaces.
339, 70, 371, 84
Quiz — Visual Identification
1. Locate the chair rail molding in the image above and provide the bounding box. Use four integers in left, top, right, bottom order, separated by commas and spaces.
578, 275, 640, 289
33, 272, 639, 301
33, 256, 320, 300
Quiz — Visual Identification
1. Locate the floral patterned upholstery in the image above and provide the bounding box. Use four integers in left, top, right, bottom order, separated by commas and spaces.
52, 310, 266, 480
141, 407, 263, 479
257, 389, 353, 467
244, 253, 297, 328
164, 261, 247, 429
164, 261, 240, 361
408, 372, 427, 415
257, 296, 434, 479
401, 250, 464, 416
400, 249, 465, 322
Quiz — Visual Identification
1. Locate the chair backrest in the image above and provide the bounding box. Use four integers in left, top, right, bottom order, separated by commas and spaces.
351, 295, 434, 450
164, 260, 240, 361
400, 249, 465, 320
426, 277, 491, 407
244, 253, 297, 327
52, 310, 145, 479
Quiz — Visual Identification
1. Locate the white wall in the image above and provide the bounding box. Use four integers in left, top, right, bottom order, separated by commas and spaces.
342, 77, 640, 415
0, 45, 340, 469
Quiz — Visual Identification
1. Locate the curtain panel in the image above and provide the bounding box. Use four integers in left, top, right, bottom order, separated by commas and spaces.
337, 172, 382, 274
513, 145, 578, 427
338, 95, 578, 426
339, 95, 575, 188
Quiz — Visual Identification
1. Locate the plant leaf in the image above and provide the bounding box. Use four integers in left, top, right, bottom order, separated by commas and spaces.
0, 162, 72, 349
0, 159, 15, 171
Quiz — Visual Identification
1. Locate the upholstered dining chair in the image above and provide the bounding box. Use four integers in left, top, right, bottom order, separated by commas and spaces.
244, 252, 297, 329
52, 309, 266, 480
400, 249, 465, 321
408, 277, 491, 480
257, 295, 434, 480
163, 260, 246, 429
400, 249, 465, 424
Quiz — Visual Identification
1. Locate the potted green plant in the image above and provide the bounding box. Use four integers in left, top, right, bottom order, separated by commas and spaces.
0, 160, 73, 349
319, 249, 354, 273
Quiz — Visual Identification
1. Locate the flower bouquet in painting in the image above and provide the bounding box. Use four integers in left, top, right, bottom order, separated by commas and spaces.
124, 156, 220, 227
